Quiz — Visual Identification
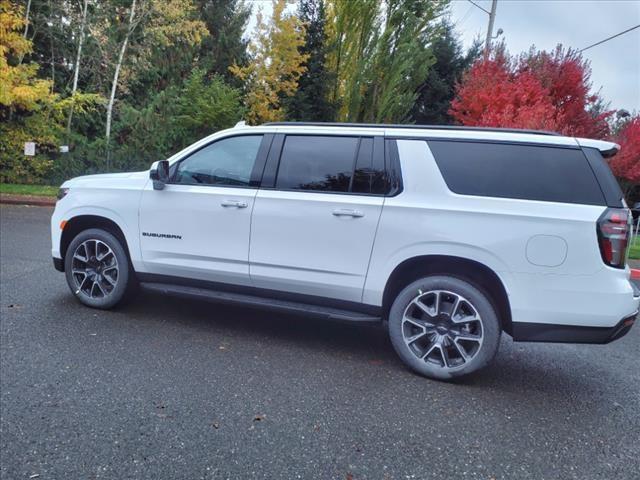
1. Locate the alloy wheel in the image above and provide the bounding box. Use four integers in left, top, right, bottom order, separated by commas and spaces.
71, 239, 119, 299
401, 290, 484, 370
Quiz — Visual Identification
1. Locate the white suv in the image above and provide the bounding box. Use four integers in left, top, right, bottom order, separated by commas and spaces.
51, 122, 639, 379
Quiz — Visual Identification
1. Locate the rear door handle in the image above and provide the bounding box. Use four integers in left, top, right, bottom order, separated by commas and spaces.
332, 208, 364, 218
221, 200, 248, 208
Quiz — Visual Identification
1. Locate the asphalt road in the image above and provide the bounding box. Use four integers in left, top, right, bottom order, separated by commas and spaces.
1, 204, 639, 480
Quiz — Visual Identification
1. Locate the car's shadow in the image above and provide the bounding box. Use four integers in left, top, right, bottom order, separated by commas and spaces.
92, 290, 612, 398
123, 290, 393, 359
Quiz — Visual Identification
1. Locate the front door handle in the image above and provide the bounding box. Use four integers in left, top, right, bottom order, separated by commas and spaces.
221, 199, 248, 208
332, 208, 364, 218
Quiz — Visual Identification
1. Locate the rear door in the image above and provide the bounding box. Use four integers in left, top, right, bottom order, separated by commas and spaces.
138, 134, 270, 286
249, 132, 389, 302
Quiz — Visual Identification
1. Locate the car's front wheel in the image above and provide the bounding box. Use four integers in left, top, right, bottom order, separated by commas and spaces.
64, 228, 132, 309
388, 276, 501, 380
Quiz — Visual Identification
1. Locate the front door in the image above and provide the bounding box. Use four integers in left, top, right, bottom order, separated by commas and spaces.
139, 134, 266, 286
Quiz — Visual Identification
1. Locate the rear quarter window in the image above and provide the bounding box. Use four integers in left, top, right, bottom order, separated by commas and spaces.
582, 147, 624, 208
427, 140, 606, 206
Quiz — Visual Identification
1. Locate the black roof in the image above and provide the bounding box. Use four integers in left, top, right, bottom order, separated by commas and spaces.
263, 122, 561, 137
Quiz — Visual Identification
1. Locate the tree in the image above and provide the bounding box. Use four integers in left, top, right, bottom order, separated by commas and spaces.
325, 0, 380, 121
610, 115, 640, 184
0, 0, 101, 183
3, 0, 251, 182
450, 44, 612, 137
111, 69, 244, 171
103, 0, 208, 166
326, 0, 447, 123
104, 0, 138, 167
366, 0, 447, 123
230, 0, 308, 124
196, 0, 251, 83
410, 21, 479, 125
67, 0, 90, 133
519, 46, 611, 138
0, 0, 50, 111
285, 0, 336, 121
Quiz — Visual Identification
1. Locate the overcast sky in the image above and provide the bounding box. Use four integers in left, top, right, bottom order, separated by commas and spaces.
450, 0, 640, 112
246, 0, 640, 112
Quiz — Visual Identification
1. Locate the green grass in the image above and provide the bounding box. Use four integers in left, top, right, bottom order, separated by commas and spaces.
0, 183, 58, 197
629, 237, 640, 261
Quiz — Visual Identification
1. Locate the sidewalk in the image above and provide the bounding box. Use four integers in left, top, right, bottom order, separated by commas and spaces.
0, 194, 56, 207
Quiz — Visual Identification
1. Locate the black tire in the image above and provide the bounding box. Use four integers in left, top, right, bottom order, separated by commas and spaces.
64, 228, 132, 309
388, 276, 501, 380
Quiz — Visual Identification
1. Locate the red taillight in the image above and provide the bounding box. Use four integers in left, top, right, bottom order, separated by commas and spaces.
597, 208, 630, 269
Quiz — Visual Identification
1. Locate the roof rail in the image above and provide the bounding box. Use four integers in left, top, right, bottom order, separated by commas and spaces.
263, 122, 561, 137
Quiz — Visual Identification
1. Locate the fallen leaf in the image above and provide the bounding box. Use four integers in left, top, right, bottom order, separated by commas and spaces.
212, 422, 219, 429
253, 414, 265, 422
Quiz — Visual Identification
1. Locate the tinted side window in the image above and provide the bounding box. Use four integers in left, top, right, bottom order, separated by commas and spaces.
428, 140, 606, 205
174, 135, 263, 187
582, 147, 624, 208
276, 136, 359, 192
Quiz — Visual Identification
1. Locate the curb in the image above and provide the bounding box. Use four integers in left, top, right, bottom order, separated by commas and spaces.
631, 269, 640, 280
0, 194, 56, 207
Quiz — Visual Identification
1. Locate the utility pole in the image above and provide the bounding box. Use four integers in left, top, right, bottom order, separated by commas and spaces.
484, 0, 498, 59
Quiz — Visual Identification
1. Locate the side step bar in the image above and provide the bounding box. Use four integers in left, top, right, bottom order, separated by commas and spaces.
140, 282, 382, 324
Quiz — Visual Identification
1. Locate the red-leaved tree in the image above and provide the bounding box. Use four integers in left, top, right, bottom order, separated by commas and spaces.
610, 116, 640, 184
450, 45, 612, 138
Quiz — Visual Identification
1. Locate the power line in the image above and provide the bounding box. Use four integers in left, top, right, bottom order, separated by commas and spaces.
455, 4, 475, 28
465, 0, 490, 16
579, 24, 640, 53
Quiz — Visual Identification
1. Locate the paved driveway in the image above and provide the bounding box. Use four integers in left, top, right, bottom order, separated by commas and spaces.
1, 204, 639, 479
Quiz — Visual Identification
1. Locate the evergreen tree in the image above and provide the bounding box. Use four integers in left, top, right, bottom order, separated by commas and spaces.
285, 0, 336, 121
410, 21, 480, 125
196, 0, 251, 83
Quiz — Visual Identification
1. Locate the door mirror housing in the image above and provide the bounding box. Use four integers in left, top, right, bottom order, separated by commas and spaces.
150, 160, 170, 190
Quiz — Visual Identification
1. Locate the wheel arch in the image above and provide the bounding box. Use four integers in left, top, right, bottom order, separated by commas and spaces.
382, 255, 513, 334
60, 215, 132, 271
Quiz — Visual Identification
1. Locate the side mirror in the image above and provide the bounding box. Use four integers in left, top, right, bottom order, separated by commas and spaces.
150, 160, 170, 190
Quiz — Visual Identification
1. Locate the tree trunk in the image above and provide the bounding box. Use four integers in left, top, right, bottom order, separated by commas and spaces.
49, 0, 55, 93
67, 0, 90, 134
17, 0, 32, 65
105, 0, 137, 170
23, 0, 32, 38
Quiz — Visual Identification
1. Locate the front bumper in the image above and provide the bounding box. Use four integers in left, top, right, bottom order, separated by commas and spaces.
512, 312, 637, 344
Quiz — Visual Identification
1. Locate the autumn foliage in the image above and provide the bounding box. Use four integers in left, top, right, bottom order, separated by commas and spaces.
610, 116, 640, 183
450, 46, 611, 139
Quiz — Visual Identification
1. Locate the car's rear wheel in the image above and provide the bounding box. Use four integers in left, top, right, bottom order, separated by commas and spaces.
64, 228, 132, 309
388, 276, 501, 380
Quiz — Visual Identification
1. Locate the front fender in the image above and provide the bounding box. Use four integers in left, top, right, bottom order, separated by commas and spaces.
51, 187, 144, 270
